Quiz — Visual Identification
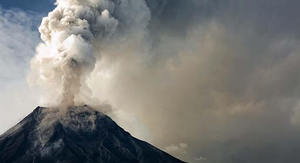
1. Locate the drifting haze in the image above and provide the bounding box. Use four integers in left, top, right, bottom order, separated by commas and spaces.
2, 0, 300, 162
88, 0, 300, 162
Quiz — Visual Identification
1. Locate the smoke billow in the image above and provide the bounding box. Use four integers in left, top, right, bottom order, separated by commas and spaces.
29, 0, 150, 108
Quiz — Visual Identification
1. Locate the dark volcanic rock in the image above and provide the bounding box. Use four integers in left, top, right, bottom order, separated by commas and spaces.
0, 106, 185, 163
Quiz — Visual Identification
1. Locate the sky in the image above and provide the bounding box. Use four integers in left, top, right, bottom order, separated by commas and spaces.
2, 0, 300, 163
0, 0, 54, 134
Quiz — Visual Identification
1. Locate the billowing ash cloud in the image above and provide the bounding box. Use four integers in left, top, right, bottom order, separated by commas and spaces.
85, 0, 300, 162
29, 0, 150, 107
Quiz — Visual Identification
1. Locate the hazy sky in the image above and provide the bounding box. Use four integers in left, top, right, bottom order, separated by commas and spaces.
2, 0, 300, 163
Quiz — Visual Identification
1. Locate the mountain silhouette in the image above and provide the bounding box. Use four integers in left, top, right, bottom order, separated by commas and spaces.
0, 105, 185, 163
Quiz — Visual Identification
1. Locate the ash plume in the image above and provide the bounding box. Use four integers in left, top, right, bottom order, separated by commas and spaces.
28, 0, 150, 108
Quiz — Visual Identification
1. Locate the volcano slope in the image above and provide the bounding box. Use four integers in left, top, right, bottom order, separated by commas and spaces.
0, 105, 185, 163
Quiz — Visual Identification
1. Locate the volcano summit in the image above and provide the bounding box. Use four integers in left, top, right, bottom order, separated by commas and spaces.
0, 105, 185, 163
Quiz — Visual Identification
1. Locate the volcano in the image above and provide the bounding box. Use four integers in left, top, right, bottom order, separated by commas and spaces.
0, 105, 185, 163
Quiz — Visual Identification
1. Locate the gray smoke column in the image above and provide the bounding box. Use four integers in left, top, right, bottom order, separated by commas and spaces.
29, 0, 150, 108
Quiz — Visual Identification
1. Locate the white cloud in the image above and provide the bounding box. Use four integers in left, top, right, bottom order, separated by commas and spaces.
0, 8, 40, 79
0, 8, 41, 134
164, 143, 188, 158
195, 156, 207, 162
